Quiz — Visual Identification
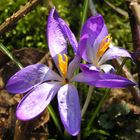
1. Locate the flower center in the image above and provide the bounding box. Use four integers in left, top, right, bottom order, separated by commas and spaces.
58, 54, 68, 78
96, 35, 112, 58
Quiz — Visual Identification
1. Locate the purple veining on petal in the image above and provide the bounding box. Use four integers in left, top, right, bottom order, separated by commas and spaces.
16, 82, 61, 121
6, 64, 53, 94
57, 84, 81, 136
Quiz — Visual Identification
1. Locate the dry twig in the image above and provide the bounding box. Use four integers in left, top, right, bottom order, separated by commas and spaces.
113, 58, 140, 104
0, 0, 42, 35
130, 1, 140, 25
105, 1, 128, 17
127, 0, 140, 88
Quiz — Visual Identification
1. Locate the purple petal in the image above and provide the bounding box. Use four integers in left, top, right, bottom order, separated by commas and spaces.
47, 7, 67, 66
78, 15, 108, 62
6, 64, 62, 94
72, 70, 136, 88
99, 45, 131, 65
58, 18, 78, 53
80, 63, 99, 72
16, 82, 61, 121
43, 67, 62, 82
93, 24, 108, 59
78, 34, 94, 63
57, 84, 81, 136
100, 64, 115, 73
71, 71, 99, 83
87, 74, 136, 88
67, 55, 81, 79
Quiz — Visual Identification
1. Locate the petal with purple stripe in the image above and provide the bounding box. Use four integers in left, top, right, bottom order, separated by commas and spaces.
16, 82, 61, 121
57, 84, 81, 136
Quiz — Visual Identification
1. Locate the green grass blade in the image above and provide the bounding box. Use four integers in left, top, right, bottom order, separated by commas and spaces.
78, 0, 89, 39
47, 105, 63, 134
0, 43, 23, 69
80, 0, 89, 31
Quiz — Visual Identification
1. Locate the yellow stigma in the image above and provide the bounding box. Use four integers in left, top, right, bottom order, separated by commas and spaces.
58, 54, 68, 78
96, 35, 112, 57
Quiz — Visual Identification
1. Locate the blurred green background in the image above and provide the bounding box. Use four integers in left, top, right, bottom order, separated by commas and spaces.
0, 0, 132, 51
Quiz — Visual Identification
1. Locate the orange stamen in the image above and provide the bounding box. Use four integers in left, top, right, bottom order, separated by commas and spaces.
96, 35, 112, 57
58, 54, 68, 78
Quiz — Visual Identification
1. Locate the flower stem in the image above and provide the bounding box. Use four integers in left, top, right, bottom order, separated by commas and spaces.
82, 86, 94, 117
86, 58, 127, 131
86, 88, 110, 131
79, 0, 89, 38
64, 130, 71, 140
77, 1, 89, 139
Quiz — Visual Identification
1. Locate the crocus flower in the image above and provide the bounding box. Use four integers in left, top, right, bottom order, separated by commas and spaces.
6, 8, 136, 136
6, 8, 81, 136
77, 14, 136, 88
